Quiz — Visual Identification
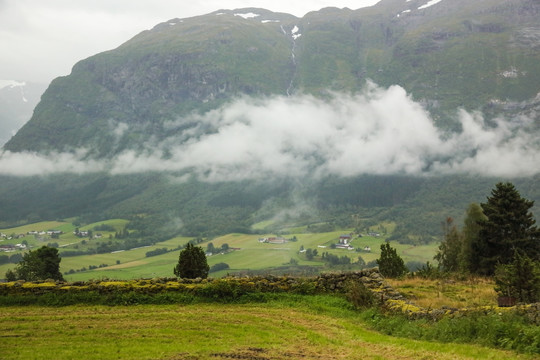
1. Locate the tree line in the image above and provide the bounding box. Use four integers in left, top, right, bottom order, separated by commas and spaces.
434, 182, 539, 302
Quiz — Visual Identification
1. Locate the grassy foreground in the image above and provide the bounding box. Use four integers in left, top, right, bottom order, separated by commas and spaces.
0, 296, 534, 360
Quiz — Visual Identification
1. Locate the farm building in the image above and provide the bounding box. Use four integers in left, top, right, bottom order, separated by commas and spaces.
258, 237, 288, 244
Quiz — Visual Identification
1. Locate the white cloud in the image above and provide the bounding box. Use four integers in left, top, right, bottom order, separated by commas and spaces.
1, 83, 538, 179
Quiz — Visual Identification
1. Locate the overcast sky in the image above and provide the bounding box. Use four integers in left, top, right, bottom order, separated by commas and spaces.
0, 0, 380, 84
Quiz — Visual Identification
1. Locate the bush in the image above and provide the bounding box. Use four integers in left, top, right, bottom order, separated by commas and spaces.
361, 308, 540, 354
345, 280, 375, 308
145, 247, 168, 257
494, 250, 540, 303
414, 261, 441, 279
210, 262, 230, 273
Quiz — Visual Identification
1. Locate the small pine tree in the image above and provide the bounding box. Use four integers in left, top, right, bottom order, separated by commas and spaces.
494, 250, 540, 303
174, 243, 209, 279
377, 243, 408, 278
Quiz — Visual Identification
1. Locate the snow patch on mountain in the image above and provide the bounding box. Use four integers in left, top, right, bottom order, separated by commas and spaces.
234, 13, 259, 19
418, 0, 444, 10
0, 80, 26, 90
0, 80, 28, 102
291, 25, 302, 40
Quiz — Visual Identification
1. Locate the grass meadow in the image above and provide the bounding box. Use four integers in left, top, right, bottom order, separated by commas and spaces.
0, 296, 534, 360
387, 277, 498, 309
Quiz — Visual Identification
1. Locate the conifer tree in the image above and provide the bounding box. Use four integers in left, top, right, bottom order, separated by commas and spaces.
435, 217, 462, 272
471, 182, 539, 276
174, 243, 209, 279
494, 250, 540, 303
377, 242, 408, 278
459, 203, 487, 273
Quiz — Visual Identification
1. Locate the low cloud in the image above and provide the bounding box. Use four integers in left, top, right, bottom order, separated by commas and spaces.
1, 83, 539, 179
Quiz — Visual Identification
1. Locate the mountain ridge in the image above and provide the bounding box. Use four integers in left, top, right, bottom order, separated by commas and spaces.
5, 0, 540, 154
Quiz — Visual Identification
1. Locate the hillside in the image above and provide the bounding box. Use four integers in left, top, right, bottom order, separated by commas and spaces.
4, 0, 540, 153
0, 0, 539, 239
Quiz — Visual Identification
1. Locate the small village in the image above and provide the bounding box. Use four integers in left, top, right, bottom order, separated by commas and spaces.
258, 233, 376, 252
0, 229, 64, 252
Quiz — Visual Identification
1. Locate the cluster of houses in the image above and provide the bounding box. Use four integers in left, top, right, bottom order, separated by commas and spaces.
1, 232, 27, 240
258, 236, 289, 244
258, 233, 377, 252
0, 230, 63, 239
335, 234, 372, 252
0, 243, 27, 252
27, 230, 63, 236
73, 230, 102, 238
336, 234, 354, 250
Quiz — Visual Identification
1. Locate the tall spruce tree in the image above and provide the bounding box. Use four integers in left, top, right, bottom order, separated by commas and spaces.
174, 243, 209, 279
471, 182, 539, 276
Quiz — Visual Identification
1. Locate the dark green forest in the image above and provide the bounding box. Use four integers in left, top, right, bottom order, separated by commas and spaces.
0, 173, 538, 243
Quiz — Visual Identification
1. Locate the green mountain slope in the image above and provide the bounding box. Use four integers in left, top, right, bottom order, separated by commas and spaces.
5, 0, 540, 153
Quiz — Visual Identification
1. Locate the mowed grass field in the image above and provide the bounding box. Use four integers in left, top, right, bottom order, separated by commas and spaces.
1, 221, 438, 281
0, 298, 532, 360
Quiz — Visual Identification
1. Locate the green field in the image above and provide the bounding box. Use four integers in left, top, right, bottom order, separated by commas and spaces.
1, 220, 438, 281
0, 297, 533, 360
0, 219, 128, 248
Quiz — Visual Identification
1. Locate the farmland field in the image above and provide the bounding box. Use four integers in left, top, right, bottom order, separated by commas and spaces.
0, 297, 533, 360
1, 219, 438, 280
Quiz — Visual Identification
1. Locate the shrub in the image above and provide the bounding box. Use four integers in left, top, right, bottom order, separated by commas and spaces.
345, 280, 375, 308
494, 250, 540, 303
145, 247, 168, 257
209, 262, 230, 273
414, 261, 440, 279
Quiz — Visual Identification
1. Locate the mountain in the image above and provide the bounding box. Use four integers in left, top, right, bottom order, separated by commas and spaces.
5, 0, 539, 153
0, 81, 47, 147
0, 0, 539, 238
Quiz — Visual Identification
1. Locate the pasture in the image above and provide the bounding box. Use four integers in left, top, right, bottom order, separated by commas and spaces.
1, 220, 437, 281
0, 297, 533, 360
